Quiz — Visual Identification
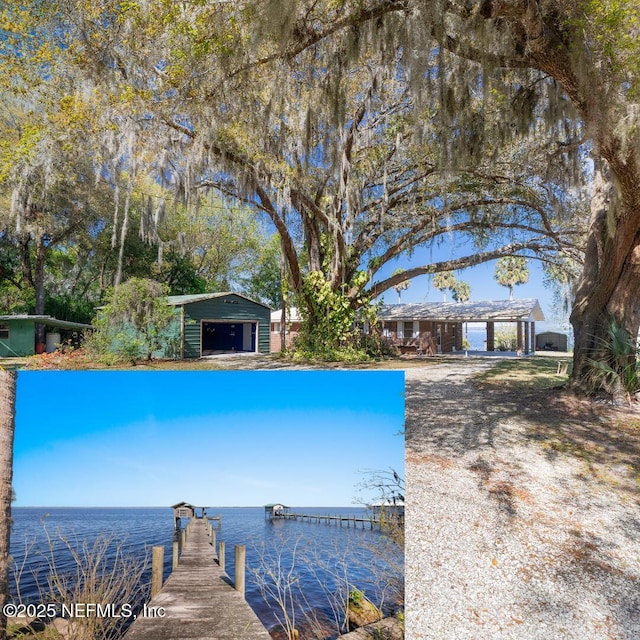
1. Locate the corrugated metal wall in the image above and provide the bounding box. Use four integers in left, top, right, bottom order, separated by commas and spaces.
0, 320, 36, 357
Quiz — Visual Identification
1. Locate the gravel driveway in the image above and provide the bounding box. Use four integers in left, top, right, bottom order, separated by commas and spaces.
405, 361, 640, 640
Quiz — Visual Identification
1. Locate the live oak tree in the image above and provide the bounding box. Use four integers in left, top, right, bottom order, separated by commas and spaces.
467, 1, 640, 392
0, 80, 110, 341
30, 1, 583, 357
0, 2, 277, 329
209, 0, 638, 386
0, 3, 127, 330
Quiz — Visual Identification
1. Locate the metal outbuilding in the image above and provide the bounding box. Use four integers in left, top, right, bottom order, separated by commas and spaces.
163, 292, 271, 358
536, 331, 569, 352
0, 315, 92, 357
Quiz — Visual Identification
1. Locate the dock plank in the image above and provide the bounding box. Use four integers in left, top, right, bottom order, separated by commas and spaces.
123, 519, 271, 640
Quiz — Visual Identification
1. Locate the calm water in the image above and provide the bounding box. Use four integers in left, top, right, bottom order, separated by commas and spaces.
9, 507, 403, 638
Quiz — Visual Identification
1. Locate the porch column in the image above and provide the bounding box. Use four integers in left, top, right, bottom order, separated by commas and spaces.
516, 321, 523, 354
531, 322, 536, 354
524, 321, 530, 355
486, 321, 495, 352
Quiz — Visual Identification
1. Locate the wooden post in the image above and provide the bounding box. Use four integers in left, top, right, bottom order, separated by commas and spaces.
172, 541, 179, 570
181, 529, 186, 548
151, 546, 164, 598
235, 545, 246, 598
219, 541, 226, 572
211, 527, 217, 548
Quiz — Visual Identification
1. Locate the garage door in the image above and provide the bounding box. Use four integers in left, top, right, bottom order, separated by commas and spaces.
201, 321, 256, 353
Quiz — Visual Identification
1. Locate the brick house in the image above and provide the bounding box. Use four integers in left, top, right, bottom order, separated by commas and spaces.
378, 299, 545, 355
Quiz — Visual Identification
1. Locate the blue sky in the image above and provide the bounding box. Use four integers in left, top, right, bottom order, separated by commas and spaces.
13, 370, 404, 508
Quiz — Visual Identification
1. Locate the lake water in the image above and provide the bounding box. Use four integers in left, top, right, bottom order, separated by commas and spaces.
9, 507, 403, 639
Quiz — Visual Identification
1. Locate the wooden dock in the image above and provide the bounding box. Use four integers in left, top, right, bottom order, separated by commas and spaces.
271, 512, 383, 530
123, 519, 271, 640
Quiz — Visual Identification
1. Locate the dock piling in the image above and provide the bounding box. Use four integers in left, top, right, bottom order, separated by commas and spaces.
151, 546, 164, 598
172, 541, 179, 570
235, 545, 246, 598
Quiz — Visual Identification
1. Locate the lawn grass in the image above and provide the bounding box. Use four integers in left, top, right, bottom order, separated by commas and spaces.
473, 355, 573, 390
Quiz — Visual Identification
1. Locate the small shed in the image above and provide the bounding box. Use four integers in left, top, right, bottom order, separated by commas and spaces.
165, 292, 271, 358
369, 500, 405, 523
0, 315, 92, 357
171, 501, 195, 527
536, 331, 569, 352
265, 503, 289, 519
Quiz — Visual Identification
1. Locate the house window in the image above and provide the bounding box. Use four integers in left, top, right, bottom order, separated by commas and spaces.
402, 321, 416, 339
272, 322, 281, 333
452, 325, 457, 338
0, 324, 8, 340
382, 323, 392, 338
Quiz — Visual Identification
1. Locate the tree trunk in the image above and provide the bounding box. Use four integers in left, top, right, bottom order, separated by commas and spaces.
569, 161, 640, 393
34, 233, 47, 346
0, 371, 17, 640
18, 231, 47, 346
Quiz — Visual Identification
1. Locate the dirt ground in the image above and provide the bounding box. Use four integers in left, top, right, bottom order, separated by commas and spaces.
404, 360, 639, 640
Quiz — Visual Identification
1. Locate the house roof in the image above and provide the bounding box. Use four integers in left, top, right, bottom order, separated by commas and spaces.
379, 299, 545, 323
270, 308, 302, 323
166, 292, 271, 309
0, 315, 92, 330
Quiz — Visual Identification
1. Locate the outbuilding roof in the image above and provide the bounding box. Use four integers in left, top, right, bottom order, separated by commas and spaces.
379, 299, 545, 323
166, 292, 271, 309
170, 501, 196, 509
0, 315, 92, 330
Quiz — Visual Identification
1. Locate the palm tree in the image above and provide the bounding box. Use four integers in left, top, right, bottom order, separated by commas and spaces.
432, 271, 456, 302
0, 370, 16, 640
494, 257, 529, 300
391, 269, 410, 303
451, 280, 471, 303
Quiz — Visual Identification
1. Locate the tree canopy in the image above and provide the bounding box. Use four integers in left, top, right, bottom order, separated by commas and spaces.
1, 1, 638, 385
24, 1, 583, 319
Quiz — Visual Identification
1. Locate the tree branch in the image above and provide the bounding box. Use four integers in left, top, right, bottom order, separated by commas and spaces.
366, 240, 551, 300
